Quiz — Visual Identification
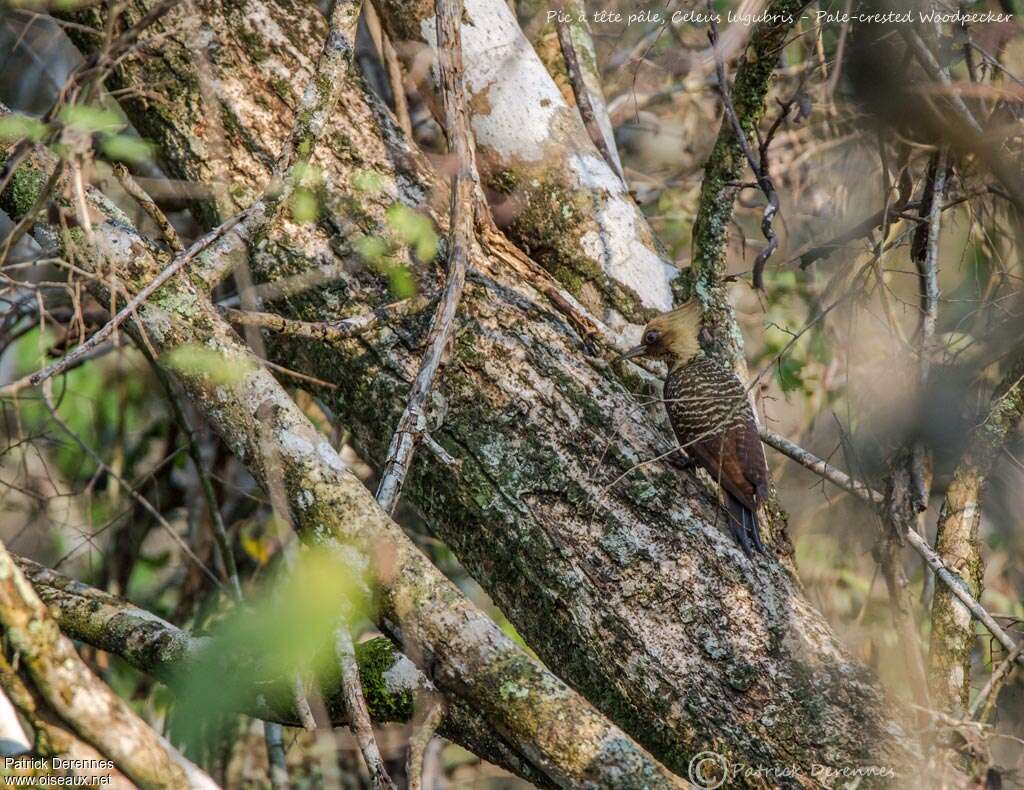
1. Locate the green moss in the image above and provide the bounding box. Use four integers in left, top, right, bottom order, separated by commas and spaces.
329, 132, 364, 165
356, 637, 415, 722
490, 169, 519, 196
691, 0, 810, 360
269, 77, 293, 104
237, 28, 270, 62
7, 165, 46, 217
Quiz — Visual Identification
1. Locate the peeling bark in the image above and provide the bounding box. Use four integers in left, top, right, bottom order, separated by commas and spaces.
51, 2, 920, 785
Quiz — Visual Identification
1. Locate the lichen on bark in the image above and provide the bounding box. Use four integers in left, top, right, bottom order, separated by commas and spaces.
48, 1, 920, 784
374, 0, 679, 319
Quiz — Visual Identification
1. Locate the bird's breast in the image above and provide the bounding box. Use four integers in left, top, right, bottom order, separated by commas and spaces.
664, 357, 751, 438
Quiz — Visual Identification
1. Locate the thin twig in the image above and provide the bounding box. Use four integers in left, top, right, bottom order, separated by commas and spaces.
150, 354, 293, 781
366, 1, 412, 138
554, 1, 623, 181
191, 0, 364, 289
795, 201, 920, 269
759, 428, 880, 502
146, 350, 242, 598
910, 149, 948, 603
0, 208, 254, 399
39, 380, 222, 587
219, 294, 432, 346
375, 0, 476, 513
264, 721, 290, 790
112, 163, 183, 251
336, 629, 396, 790
293, 676, 317, 731
913, 148, 948, 363
968, 640, 1024, 722
406, 694, 444, 790
902, 30, 983, 135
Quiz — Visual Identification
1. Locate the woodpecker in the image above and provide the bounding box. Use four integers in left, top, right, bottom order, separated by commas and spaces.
622, 301, 769, 555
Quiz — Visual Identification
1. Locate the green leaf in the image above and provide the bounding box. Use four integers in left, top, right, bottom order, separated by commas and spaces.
58, 105, 123, 134
289, 187, 319, 224
385, 203, 438, 262
776, 357, 804, 393
352, 168, 385, 193
386, 264, 416, 299
163, 345, 255, 386
168, 548, 371, 756
99, 134, 154, 164
355, 235, 389, 265
0, 114, 47, 143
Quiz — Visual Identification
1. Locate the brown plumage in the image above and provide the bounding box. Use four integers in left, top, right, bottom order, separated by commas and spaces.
622, 302, 769, 555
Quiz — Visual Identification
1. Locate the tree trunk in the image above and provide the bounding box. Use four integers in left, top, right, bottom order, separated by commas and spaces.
64, 0, 917, 783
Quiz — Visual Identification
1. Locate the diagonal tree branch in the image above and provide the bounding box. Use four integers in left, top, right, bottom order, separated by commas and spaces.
552, 0, 624, 181
0, 540, 211, 788
10, 555, 553, 787
0, 130, 685, 790
760, 426, 1024, 674
0, 651, 133, 789
50, 2, 922, 781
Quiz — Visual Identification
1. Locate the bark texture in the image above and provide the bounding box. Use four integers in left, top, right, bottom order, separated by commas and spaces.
0, 654, 133, 789
0, 540, 194, 788
2, 134, 683, 789
54, 1, 919, 785
690, 0, 812, 360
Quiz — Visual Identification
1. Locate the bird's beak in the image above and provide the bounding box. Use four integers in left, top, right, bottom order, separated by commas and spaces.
618, 344, 648, 360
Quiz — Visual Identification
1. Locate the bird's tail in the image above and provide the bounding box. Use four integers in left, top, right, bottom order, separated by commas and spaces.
724, 491, 765, 557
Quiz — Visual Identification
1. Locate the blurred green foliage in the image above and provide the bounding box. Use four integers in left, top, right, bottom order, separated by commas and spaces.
0, 113, 47, 142
164, 345, 256, 387
168, 547, 371, 758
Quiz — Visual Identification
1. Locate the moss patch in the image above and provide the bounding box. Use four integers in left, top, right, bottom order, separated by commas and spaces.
356, 637, 415, 722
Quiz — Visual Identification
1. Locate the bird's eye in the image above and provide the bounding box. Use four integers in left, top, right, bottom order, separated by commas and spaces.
644, 330, 659, 345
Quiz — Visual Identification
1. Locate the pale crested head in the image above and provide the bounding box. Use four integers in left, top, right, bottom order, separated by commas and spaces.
621, 301, 703, 367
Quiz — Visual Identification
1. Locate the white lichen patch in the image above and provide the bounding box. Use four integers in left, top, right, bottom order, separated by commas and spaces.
951, 598, 972, 630
568, 153, 626, 196
317, 441, 348, 473
382, 652, 425, 692
417, 2, 676, 310
419, 0, 564, 161
280, 430, 315, 458
139, 303, 173, 344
